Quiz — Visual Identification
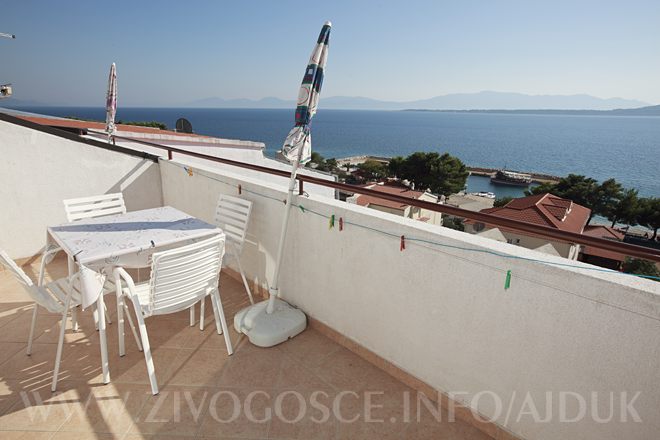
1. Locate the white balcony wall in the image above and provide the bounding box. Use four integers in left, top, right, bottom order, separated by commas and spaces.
0, 119, 163, 258
87, 134, 337, 199
161, 158, 660, 440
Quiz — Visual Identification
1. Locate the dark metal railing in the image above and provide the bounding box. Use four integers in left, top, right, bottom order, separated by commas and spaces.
78, 129, 660, 263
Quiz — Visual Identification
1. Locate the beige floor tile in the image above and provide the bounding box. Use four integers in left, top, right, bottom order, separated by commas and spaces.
0, 385, 79, 432
276, 328, 343, 369
0, 311, 61, 344
56, 382, 151, 435
168, 349, 230, 387
267, 389, 338, 440
216, 342, 284, 389
197, 388, 270, 438
52, 432, 115, 440
0, 431, 54, 439
130, 385, 212, 437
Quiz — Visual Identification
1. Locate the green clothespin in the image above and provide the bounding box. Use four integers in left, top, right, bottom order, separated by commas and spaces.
504, 270, 512, 290
298, 205, 306, 213
329, 214, 335, 229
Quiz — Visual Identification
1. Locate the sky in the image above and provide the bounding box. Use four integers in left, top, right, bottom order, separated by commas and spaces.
1, 0, 659, 106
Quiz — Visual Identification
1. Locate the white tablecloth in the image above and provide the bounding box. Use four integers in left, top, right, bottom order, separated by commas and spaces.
47, 206, 223, 308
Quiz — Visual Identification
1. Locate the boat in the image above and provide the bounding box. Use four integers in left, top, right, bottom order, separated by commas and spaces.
472, 191, 496, 199
490, 169, 532, 186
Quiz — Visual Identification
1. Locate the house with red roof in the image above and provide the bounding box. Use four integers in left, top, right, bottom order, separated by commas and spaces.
347, 182, 442, 225
465, 193, 591, 260
579, 225, 626, 269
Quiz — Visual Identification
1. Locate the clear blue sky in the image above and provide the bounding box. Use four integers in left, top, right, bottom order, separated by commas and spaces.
2, 0, 659, 106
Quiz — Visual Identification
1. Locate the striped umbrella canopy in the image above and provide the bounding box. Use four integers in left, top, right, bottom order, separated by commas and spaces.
105, 63, 117, 139
280, 21, 331, 165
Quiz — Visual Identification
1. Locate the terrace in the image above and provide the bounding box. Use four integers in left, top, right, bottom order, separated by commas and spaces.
1, 111, 659, 440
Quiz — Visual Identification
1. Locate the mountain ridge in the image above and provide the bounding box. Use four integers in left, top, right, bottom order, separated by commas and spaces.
185, 91, 649, 111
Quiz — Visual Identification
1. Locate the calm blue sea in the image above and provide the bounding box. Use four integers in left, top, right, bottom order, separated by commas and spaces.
13, 107, 660, 197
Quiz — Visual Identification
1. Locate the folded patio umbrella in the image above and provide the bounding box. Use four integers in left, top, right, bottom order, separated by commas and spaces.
280, 21, 331, 165
105, 63, 117, 141
234, 21, 332, 347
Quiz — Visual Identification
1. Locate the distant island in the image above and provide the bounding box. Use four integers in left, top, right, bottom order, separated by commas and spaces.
403, 104, 660, 117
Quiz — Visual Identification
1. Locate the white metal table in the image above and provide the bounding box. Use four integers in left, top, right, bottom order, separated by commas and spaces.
46, 206, 224, 383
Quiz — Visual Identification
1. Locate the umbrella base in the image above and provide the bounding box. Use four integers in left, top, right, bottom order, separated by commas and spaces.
233, 298, 307, 348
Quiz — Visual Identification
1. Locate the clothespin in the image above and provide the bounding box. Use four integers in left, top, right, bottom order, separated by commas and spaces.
400, 235, 406, 251
238, 184, 242, 195
329, 214, 335, 229
185, 166, 193, 176
298, 205, 306, 213
504, 270, 512, 290
339, 217, 344, 231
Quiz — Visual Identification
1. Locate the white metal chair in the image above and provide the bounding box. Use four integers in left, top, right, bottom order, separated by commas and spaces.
113, 234, 233, 395
62, 192, 128, 327
0, 249, 140, 392
191, 195, 254, 330
63, 193, 127, 222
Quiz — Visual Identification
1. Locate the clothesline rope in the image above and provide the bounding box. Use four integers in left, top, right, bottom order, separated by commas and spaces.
168, 162, 660, 284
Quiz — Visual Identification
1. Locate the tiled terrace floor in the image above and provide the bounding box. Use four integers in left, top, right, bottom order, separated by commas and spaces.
0, 256, 491, 440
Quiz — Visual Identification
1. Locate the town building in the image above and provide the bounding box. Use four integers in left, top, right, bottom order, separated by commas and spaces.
346, 182, 442, 225
579, 225, 626, 269
465, 193, 591, 259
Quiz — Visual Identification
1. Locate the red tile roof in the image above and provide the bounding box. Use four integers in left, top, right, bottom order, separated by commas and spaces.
479, 193, 591, 234
16, 115, 210, 138
355, 184, 425, 210
580, 225, 626, 261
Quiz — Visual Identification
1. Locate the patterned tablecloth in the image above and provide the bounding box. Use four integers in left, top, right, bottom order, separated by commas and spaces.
47, 206, 224, 308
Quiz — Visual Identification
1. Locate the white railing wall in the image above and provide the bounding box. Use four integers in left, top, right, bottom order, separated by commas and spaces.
161, 158, 660, 440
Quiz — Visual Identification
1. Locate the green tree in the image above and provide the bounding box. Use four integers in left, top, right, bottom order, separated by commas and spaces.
622, 258, 660, 281
637, 197, 660, 240
357, 160, 387, 181
397, 152, 468, 196
388, 156, 405, 177
606, 188, 639, 227
306, 152, 339, 173
591, 178, 623, 224
443, 217, 465, 231
493, 196, 513, 208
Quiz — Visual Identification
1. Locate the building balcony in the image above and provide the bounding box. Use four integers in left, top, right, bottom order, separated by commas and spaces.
0, 111, 659, 440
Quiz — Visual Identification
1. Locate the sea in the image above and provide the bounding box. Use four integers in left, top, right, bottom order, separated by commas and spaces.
10, 107, 660, 198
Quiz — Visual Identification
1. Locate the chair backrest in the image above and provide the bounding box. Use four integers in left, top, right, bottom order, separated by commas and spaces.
214, 195, 252, 251
63, 193, 126, 222
0, 249, 63, 313
146, 234, 225, 316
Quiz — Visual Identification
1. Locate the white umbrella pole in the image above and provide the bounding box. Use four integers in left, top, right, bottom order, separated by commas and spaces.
266, 150, 303, 314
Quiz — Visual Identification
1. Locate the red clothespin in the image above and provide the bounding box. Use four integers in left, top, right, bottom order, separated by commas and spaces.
400, 235, 406, 251
238, 184, 242, 195
339, 217, 344, 231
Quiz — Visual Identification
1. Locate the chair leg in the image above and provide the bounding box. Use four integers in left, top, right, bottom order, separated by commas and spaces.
116, 290, 125, 357
104, 303, 112, 325
123, 302, 143, 352
27, 304, 39, 356
93, 303, 99, 331
131, 301, 158, 395
52, 292, 73, 392
235, 250, 254, 304
71, 306, 78, 331
211, 289, 233, 355
199, 298, 205, 331
189, 305, 195, 327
